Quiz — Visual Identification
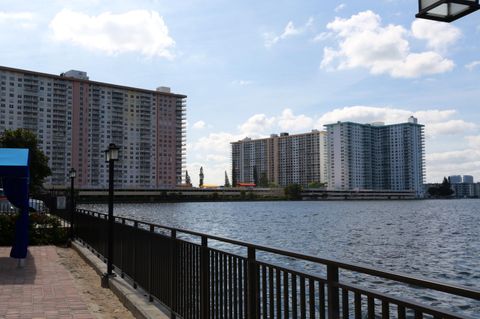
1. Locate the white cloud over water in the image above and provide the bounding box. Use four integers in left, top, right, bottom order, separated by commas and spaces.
49, 9, 175, 58
320, 11, 456, 78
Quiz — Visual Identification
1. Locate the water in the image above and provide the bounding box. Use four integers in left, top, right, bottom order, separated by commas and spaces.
80, 199, 480, 316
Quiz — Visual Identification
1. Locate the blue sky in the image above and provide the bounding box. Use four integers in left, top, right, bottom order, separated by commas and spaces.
1, 0, 480, 185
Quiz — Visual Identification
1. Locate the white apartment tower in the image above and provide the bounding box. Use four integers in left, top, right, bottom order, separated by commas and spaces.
231, 130, 327, 187
0, 66, 186, 189
325, 117, 425, 196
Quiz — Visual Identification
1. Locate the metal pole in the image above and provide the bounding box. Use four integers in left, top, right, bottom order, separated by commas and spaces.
69, 176, 75, 241
107, 158, 114, 276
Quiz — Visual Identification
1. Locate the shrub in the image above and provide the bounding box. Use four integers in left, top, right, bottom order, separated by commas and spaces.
0, 213, 68, 246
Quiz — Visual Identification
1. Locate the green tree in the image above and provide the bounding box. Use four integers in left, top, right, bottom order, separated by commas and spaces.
199, 166, 204, 187
258, 172, 269, 187
284, 184, 303, 200
439, 177, 454, 196
0, 129, 51, 196
253, 166, 258, 186
224, 171, 231, 187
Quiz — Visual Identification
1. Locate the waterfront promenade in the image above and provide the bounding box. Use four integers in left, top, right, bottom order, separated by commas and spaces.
0, 246, 134, 319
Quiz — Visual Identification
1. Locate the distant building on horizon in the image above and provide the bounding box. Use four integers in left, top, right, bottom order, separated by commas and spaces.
0, 65, 186, 189
448, 175, 476, 198
231, 130, 327, 187
325, 116, 425, 197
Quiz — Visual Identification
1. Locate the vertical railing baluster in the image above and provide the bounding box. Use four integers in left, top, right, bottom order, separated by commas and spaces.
148, 224, 154, 302
382, 300, 389, 319
239, 259, 243, 319
414, 310, 423, 319
300, 276, 306, 319
342, 289, 349, 319
327, 265, 340, 319
170, 229, 177, 319
200, 236, 209, 319
133, 220, 138, 289
269, 267, 274, 318
276, 269, 281, 318
262, 265, 267, 318
247, 247, 259, 319
354, 292, 362, 319
229, 255, 233, 319
308, 278, 315, 319
292, 274, 298, 318
284, 272, 289, 319
120, 218, 125, 278
319, 281, 325, 319
367, 296, 374, 319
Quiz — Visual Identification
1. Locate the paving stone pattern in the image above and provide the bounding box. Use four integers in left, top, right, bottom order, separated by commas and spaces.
0, 246, 95, 319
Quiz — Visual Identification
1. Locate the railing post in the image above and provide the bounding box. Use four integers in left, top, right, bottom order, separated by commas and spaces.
133, 221, 138, 289
200, 236, 210, 319
170, 229, 177, 319
327, 264, 340, 319
148, 224, 154, 302
247, 247, 258, 319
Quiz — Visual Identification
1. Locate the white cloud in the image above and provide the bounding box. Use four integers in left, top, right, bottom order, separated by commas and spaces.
321, 11, 455, 78
232, 80, 253, 86
466, 135, 480, 148
0, 11, 36, 29
312, 32, 332, 43
411, 19, 461, 52
192, 120, 206, 129
49, 9, 175, 58
465, 60, 480, 71
238, 113, 275, 136
335, 4, 346, 13
264, 17, 314, 48
426, 148, 480, 182
278, 109, 314, 131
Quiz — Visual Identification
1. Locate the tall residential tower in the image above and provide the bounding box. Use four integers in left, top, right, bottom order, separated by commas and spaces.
0, 66, 186, 189
231, 130, 327, 187
325, 116, 425, 196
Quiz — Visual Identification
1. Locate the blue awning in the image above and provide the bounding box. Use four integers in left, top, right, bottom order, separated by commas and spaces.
0, 148, 30, 259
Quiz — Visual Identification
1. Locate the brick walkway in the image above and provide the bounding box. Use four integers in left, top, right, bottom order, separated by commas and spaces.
0, 246, 95, 319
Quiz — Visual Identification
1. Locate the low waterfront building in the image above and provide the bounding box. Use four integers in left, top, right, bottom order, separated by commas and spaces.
231, 130, 327, 187
325, 116, 425, 197
0, 66, 186, 189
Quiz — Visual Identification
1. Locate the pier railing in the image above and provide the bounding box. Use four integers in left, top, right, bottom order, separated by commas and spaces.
54, 208, 479, 319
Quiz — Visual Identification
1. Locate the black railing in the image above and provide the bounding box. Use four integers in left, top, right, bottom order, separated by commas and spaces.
53, 208, 479, 319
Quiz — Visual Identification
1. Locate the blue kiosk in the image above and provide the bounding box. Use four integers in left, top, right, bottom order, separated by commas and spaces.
0, 148, 30, 260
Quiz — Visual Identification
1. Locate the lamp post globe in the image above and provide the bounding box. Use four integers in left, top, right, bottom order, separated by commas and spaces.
416, 0, 480, 22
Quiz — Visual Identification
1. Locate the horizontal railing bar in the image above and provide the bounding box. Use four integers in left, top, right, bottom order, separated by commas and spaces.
256, 259, 328, 284
337, 282, 476, 319
75, 208, 480, 301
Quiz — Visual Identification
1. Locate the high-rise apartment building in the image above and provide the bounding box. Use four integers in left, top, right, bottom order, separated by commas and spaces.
231, 130, 327, 187
0, 66, 186, 189
325, 116, 425, 196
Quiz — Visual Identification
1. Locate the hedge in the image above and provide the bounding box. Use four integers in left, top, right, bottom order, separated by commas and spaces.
0, 213, 68, 246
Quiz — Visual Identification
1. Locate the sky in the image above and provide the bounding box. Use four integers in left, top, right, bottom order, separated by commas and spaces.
1, 0, 480, 186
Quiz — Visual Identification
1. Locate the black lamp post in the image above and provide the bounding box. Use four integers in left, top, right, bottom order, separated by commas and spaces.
69, 167, 76, 242
416, 0, 479, 22
104, 143, 119, 280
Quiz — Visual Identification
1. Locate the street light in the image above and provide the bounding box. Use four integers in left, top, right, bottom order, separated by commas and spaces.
416, 0, 479, 22
103, 143, 119, 283
69, 167, 76, 243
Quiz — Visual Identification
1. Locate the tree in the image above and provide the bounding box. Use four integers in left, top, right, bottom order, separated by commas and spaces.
199, 167, 204, 188
427, 177, 454, 197
185, 170, 191, 186
258, 172, 269, 187
0, 129, 52, 196
284, 184, 303, 200
224, 171, 231, 187
253, 166, 258, 186
307, 181, 326, 189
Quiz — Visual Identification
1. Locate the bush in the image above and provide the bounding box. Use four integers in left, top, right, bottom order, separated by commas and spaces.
284, 184, 303, 200
0, 213, 68, 246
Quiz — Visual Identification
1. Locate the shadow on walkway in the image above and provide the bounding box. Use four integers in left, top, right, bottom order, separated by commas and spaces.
0, 249, 37, 285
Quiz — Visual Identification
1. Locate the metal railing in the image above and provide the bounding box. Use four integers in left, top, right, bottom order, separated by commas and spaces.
53, 208, 479, 319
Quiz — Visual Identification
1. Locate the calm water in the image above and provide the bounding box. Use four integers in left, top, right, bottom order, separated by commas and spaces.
80, 200, 480, 316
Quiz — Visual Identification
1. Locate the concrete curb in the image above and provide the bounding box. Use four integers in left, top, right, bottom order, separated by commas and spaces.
72, 241, 170, 319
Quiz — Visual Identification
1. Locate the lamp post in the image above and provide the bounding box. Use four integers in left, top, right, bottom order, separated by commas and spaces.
69, 168, 76, 242
104, 143, 119, 281
416, 0, 479, 22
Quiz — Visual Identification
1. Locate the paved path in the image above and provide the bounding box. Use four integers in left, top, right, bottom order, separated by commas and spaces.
0, 246, 95, 319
